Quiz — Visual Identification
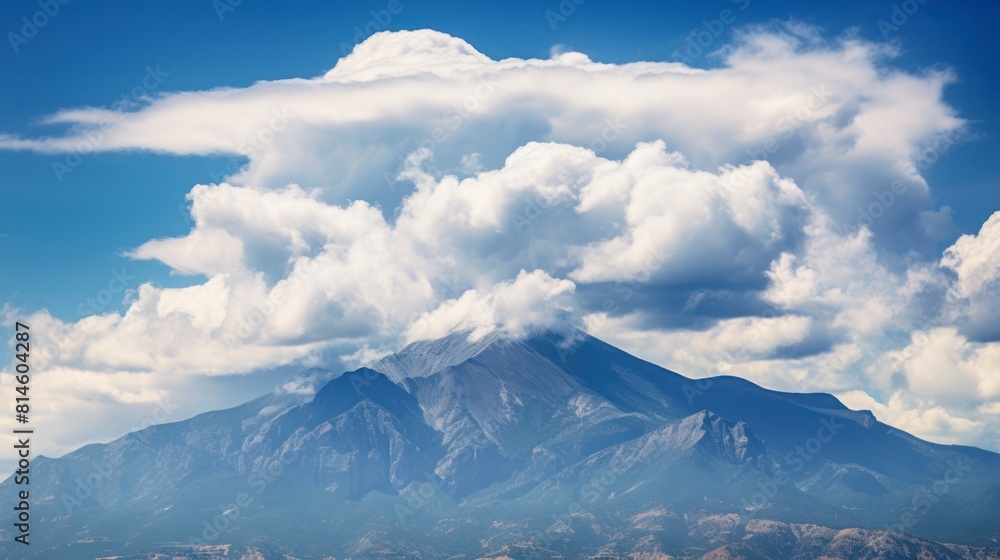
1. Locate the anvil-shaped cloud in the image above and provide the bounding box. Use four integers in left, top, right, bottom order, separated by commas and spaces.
1, 27, 997, 466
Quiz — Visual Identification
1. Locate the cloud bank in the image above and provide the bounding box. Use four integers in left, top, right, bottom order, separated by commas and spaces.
1, 27, 962, 242
2, 26, 997, 463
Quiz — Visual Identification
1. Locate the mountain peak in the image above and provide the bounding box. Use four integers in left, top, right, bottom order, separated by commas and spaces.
698, 411, 767, 463
664, 410, 768, 464
312, 367, 418, 417
373, 328, 583, 382
6, 331, 999, 558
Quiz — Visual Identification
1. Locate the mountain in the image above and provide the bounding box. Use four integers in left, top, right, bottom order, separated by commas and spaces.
2, 330, 998, 559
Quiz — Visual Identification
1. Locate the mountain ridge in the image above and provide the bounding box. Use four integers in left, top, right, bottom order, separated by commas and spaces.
3, 329, 998, 559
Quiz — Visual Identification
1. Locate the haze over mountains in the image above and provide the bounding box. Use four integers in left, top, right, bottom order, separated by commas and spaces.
3, 330, 998, 559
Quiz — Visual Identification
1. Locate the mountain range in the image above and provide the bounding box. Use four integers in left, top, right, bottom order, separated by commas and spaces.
2, 330, 998, 559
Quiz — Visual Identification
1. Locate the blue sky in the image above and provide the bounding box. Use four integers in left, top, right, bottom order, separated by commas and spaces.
1, 0, 999, 471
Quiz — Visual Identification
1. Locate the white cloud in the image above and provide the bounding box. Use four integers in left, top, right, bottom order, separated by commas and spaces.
406, 269, 577, 343
584, 311, 861, 391
879, 328, 1000, 407
0, 27, 996, 467
940, 211, 1000, 341
321, 30, 492, 82
129, 228, 244, 276
763, 219, 905, 335
570, 156, 810, 285
392, 140, 813, 293
28, 140, 817, 382
584, 312, 814, 366
837, 389, 988, 448
942, 211, 1000, 298
0, 27, 963, 243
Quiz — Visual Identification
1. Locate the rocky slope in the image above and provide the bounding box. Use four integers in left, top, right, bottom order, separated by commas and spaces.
1, 330, 998, 559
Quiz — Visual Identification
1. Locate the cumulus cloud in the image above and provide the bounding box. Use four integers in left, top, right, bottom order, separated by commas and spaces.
570, 156, 810, 285
942, 211, 1000, 298
0, 27, 996, 464
21, 141, 817, 381
940, 211, 1000, 341
405, 269, 577, 343
0, 27, 963, 245
884, 328, 1000, 406
837, 389, 987, 447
